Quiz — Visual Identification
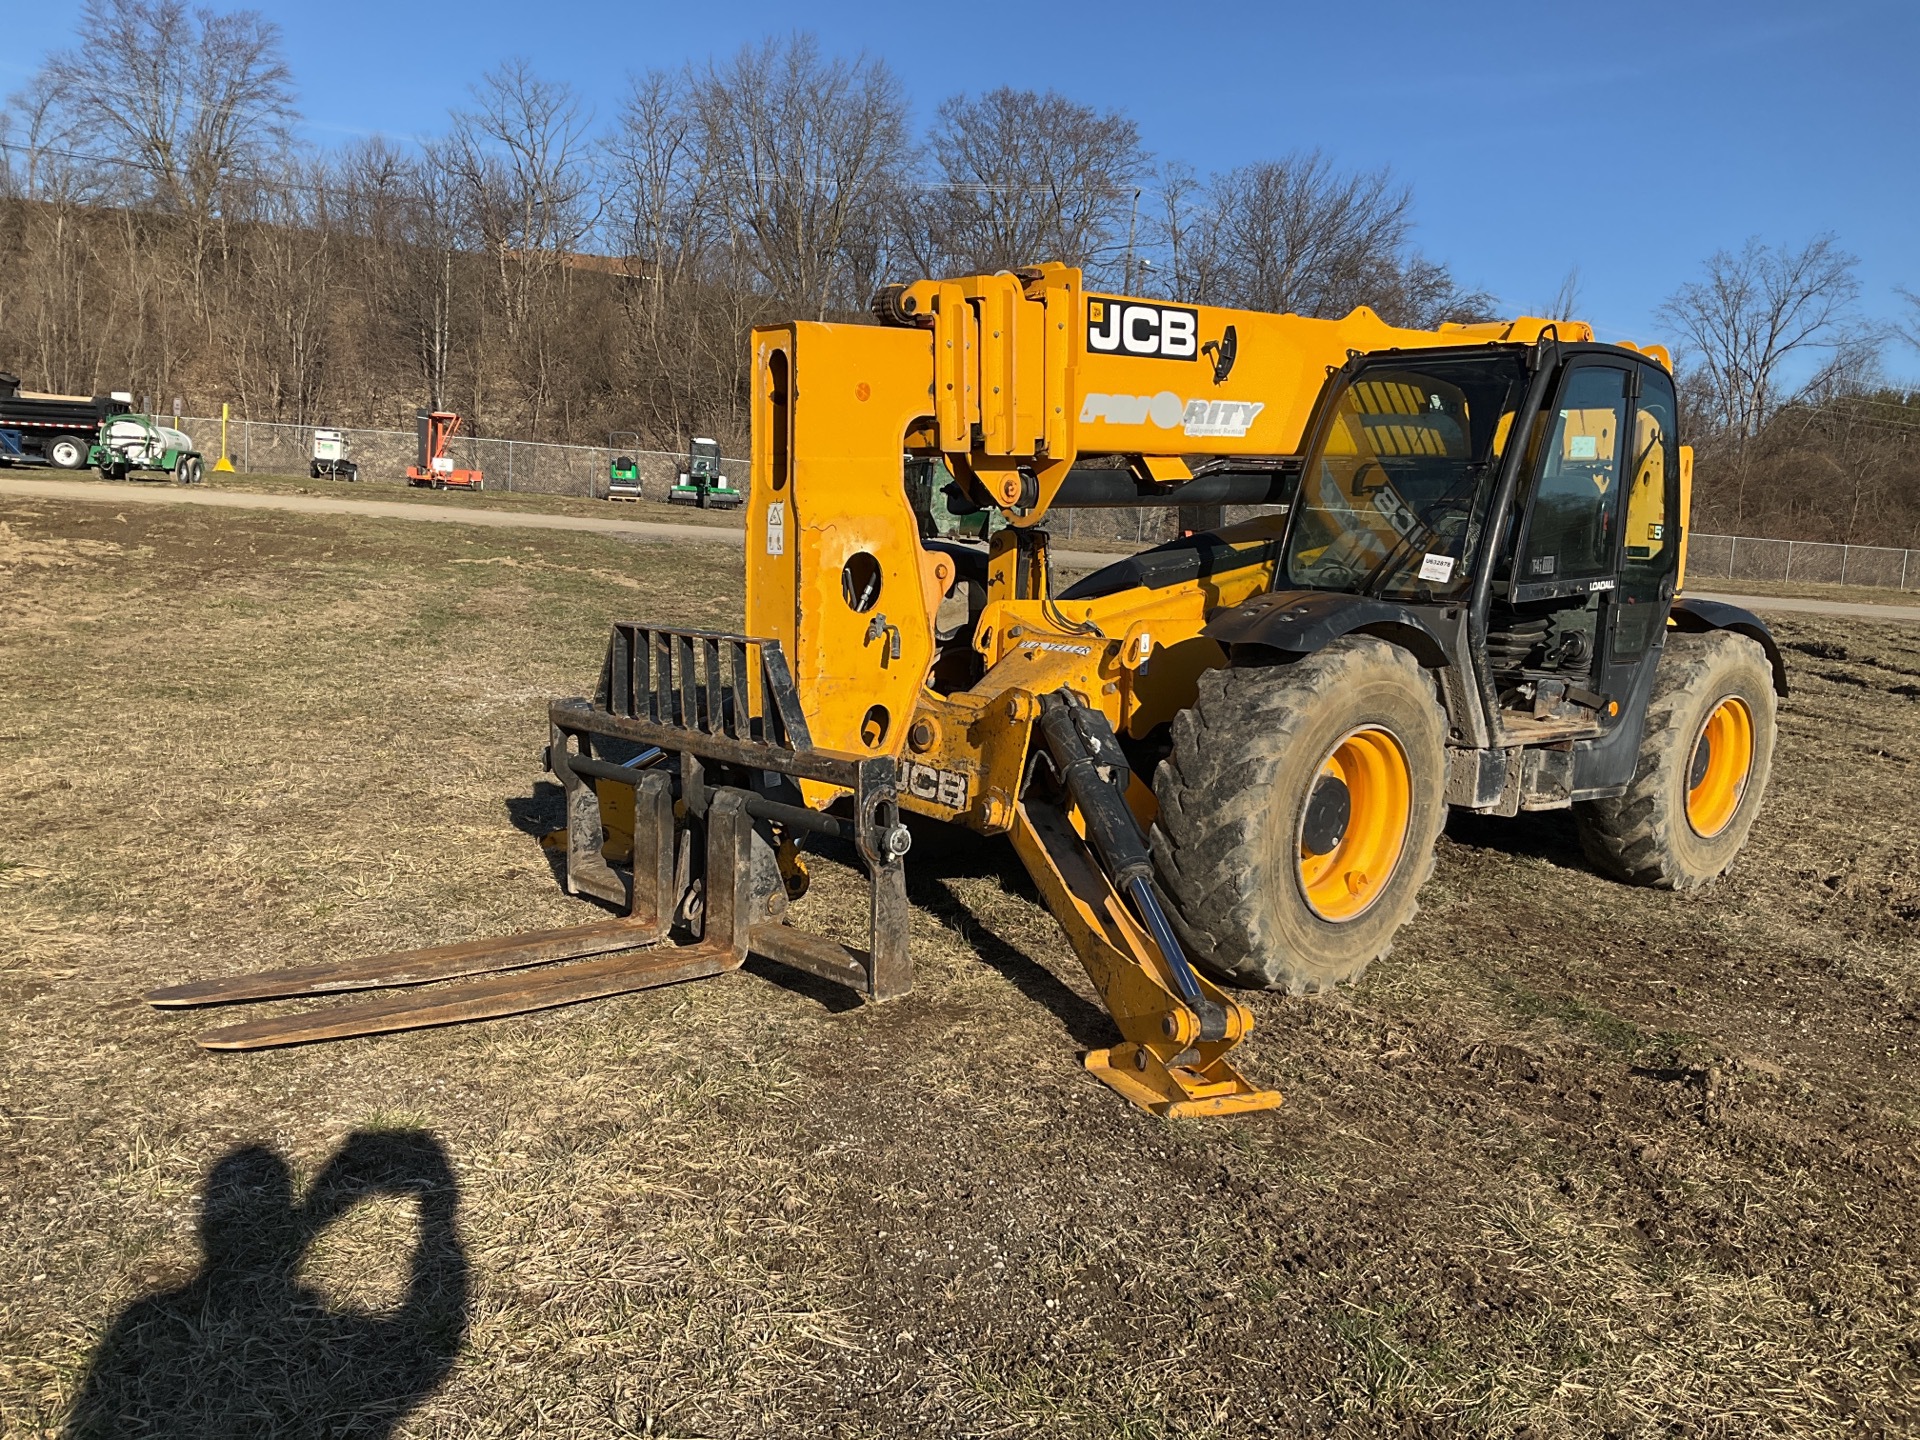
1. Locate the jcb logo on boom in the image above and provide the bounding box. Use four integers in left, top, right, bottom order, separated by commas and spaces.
1087, 299, 1199, 360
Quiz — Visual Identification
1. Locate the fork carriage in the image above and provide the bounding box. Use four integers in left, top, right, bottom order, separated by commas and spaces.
547, 624, 913, 1002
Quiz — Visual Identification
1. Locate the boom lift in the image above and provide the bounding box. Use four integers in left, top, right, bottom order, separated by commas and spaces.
406, 409, 484, 490
150, 266, 1784, 1118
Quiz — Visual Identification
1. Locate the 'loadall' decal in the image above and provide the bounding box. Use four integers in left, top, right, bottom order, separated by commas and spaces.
1079, 391, 1266, 439
1087, 299, 1200, 359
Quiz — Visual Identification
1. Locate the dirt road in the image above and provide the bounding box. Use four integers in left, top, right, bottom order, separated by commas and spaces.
5, 473, 1917, 622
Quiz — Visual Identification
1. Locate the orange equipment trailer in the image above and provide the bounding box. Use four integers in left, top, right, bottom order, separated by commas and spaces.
405, 409, 485, 490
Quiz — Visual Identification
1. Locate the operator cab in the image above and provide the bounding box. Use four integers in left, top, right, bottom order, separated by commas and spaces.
1276, 340, 1683, 748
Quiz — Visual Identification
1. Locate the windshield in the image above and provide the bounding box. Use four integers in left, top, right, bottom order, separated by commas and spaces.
1281, 352, 1530, 599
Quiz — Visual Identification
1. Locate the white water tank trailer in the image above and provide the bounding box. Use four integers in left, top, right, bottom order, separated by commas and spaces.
93, 413, 204, 484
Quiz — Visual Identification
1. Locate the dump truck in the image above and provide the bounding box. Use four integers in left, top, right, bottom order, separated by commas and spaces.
666, 437, 741, 508
151, 265, 1783, 1119
0, 372, 133, 468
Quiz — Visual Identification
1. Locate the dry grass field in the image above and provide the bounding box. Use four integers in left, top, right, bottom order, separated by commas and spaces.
2, 494, 1917, 1438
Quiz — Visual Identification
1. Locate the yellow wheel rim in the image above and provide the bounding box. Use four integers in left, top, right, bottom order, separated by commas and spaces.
1686, 696, 1754, 838
1297, 726, 1412, 922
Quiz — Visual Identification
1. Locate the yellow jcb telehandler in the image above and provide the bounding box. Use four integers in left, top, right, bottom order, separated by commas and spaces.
150, 265, 1784, 1117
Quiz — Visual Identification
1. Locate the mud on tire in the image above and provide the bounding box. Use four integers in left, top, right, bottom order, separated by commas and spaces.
1151, 637, 1448, 993
1574, 630, 1777, 890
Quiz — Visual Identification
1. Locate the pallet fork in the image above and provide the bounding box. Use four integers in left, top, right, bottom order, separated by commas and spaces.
148, 626, 1275, 1116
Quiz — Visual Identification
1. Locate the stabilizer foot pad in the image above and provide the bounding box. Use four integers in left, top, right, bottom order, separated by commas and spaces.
1084, 1045, 1282, 1118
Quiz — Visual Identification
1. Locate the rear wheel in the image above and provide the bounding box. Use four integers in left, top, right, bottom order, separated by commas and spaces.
1152, 637, 1448, 992
48, 435, 88, 469
175, 455, 204, 486
1574, 630, 1776, 890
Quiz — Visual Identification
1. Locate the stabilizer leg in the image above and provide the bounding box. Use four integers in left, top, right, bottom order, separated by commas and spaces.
1012, 691, 1280, 1117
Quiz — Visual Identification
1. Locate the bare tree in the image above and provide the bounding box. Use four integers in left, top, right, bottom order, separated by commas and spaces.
695, 35, 911, 319
1150, 161, 1218, 303
1157, 150, 1489, 326
448, 60, 600, 427
449, 60, 598, 321
912, 87, 1144, 282
35, 0, 295, 216
1537, 266, 1582, 320
332, 137, 468, 412
243, 162, 334, 423
1657, 234, 1864, 444
606, 70, 711, 298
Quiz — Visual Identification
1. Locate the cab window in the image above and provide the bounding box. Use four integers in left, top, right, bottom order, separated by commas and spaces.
1612, 366, 1680, 659
1517, 367, 1628, 584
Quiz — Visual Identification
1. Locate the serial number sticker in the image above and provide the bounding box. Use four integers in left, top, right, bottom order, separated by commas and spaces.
1417, 552, 1455, 583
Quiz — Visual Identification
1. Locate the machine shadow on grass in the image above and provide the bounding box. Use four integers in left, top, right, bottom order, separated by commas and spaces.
63, 1131, 468, 1439
1444, 805, 1592, 872
504, 779, 1108, 1042
899, 819, 1114, 1047
505, 781, 569, 887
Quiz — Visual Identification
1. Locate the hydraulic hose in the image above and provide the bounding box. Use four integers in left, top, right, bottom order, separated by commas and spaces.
1035, 692, 1224, 1039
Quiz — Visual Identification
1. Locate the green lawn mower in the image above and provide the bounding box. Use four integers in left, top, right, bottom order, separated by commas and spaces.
666, 437, 740, 508
607, 436, 643, 501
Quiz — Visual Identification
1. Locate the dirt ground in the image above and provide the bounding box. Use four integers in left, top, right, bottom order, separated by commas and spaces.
1, 496, 1917, 1438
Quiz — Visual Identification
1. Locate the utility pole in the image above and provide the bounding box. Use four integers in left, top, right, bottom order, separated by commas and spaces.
1123, 188, 1142, 293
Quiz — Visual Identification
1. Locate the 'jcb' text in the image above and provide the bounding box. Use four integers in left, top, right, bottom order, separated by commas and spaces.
1087, 299, 1199, 360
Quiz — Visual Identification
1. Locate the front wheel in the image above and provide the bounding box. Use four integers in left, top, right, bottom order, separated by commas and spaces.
1574, 630, 1777, 890
1152, 637, 1449, 992
48, 435, 88, 469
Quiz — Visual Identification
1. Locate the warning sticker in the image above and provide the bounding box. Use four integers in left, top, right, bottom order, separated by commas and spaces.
766, 501, 785, 556
1417, 552, 1455, 583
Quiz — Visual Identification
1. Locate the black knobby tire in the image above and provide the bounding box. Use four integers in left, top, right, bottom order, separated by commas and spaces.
49, 434, 88, 469
1151, 637, 1449, 992
1574, 630, 1776, 890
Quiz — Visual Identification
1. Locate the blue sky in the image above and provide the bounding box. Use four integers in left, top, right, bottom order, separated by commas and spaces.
7, 0, 1914, 367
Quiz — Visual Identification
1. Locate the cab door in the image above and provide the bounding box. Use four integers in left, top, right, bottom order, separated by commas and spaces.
1597, 363, 1681, 701
1500, 357, 1681, 731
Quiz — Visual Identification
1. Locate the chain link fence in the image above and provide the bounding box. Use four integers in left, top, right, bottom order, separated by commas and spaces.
1688, 534, 1916, 591
173, 415, 1919, 588
184, 416, 748, 499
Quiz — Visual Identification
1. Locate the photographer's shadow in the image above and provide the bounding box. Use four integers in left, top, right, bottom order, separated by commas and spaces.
65, 1130, 468, 1438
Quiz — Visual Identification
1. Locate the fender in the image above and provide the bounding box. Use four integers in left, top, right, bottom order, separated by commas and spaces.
1202, 589, 1452, 669
1669, 596, 1788, 696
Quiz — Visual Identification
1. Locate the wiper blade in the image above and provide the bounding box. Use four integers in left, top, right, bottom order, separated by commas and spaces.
1360, 518, 1435, 593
